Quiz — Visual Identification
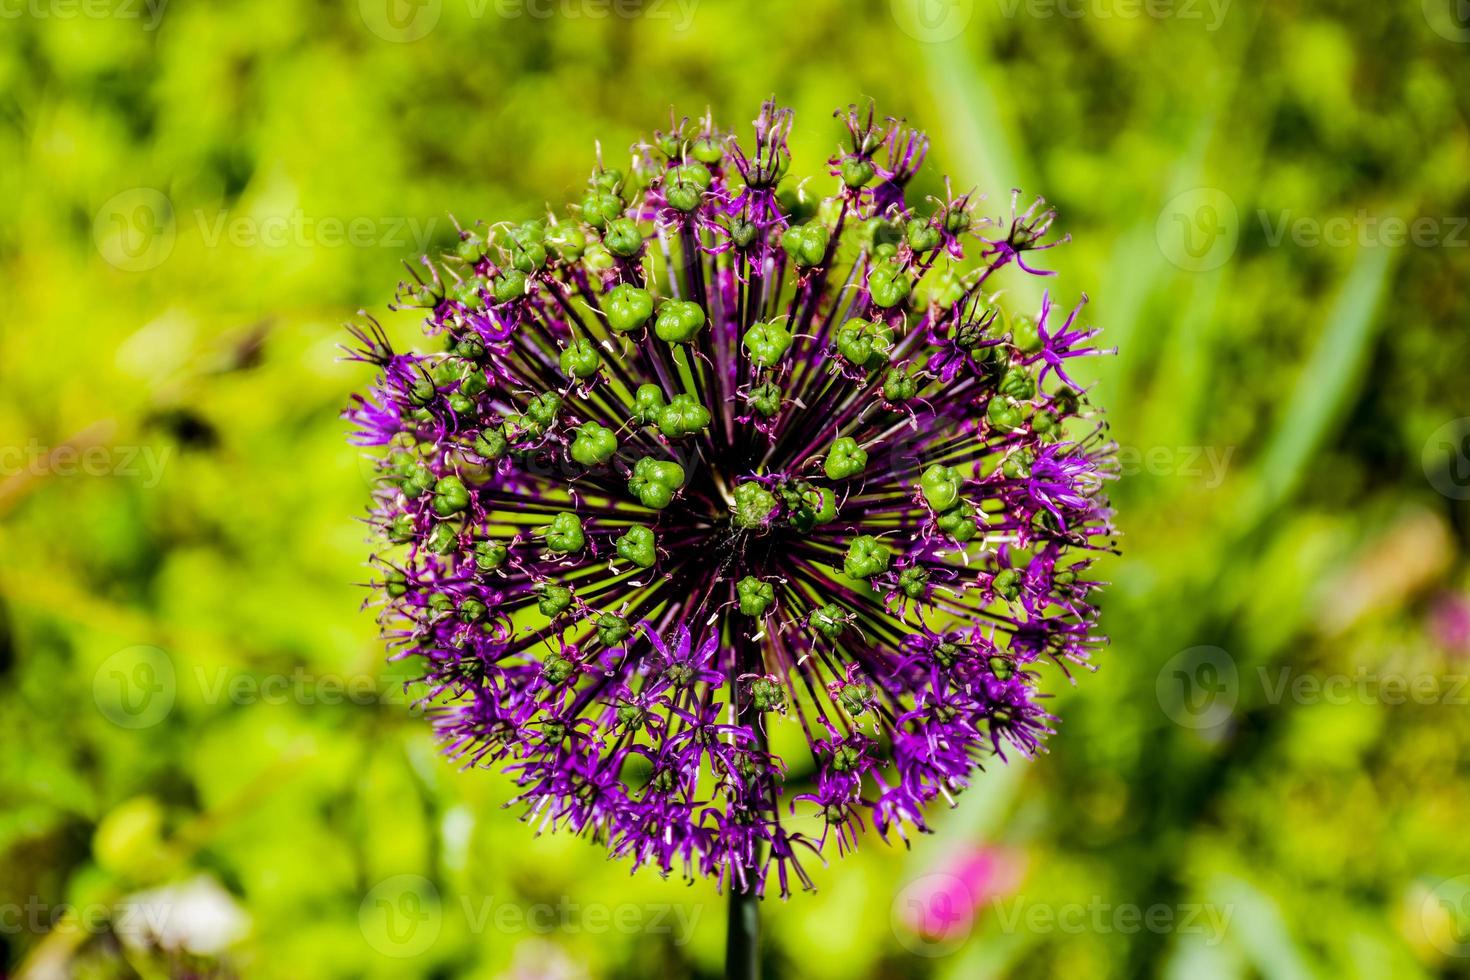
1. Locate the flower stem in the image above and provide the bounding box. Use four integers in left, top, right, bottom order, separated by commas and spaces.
727, 639, 763, 980
725, 878, 760, 980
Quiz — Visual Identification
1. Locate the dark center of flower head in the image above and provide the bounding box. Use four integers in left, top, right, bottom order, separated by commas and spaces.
345, 100, 1117, 897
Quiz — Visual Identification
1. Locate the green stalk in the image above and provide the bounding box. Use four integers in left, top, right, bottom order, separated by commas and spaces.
725, 879, 761, 980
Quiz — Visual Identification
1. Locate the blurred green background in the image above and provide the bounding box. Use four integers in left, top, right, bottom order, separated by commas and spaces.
3, 0, 1469, 976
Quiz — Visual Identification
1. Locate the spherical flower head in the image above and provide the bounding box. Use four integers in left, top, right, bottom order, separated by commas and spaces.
344, 100, 1117, 898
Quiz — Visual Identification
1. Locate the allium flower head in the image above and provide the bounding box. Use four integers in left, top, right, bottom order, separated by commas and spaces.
345, 101, 1116, 897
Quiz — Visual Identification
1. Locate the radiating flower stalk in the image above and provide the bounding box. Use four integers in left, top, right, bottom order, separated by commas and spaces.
346, 101, 1116, 968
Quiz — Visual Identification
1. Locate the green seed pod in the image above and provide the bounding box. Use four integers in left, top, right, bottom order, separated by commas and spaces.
1052, 387, 1082, 416
987, 396, 1024, 433
456, 233, 488, 264
733, 482, 779, 529
546, 223, 586, 261
692, 135, 725, 164
597, 613, 632, 646
922, 267, 967, 309
474, 426, 509, 460
526, 392, 563, 428
603, 217, 644, 258
883, 364, 920, 402
604, 284, 654, 333
614, 525, 657, 568
593, 168, 624, 193
458, 368, 488, 398
628, 456, 686, 509
1001, 450, 1034, 480
632, 383, 668, 425
543, 512, 586, 553
474, 539, 508, 572
665, 183, 701, 213
426, 522, 458, 554
749, 676, 785, 712
775, 178, 812, 217
823, 436, 868, 480
453, 278, 486, 310
898, 566, 929, 599
736, 576, 775, 617
843, 535, 891, 579
401, 462, 435, 499
741, 320, 793, 368
385, 568, 408, 598
785, 483, 837, 533
945, 205, 973, 235
536, 583, 573, 617
570, 422, 619, 467
581, 190, 624, 229
919, 464, 961, 511
582, 243, 615, 275
407, 374, 437, 407
728, 219, 758, 249
510, 239, 547, 274
746, 382, 783, 418
458, 598, 487, 623
492, 269, 529, 305
1010, 314, 1043, 354
560, 339, 603, 381
993, 568, 1023, 601
811, 602, 850, 638
663, 163, 711, 212
841, 157, 876, 188
867, 260, 911, 308
867, 218, 904, 253
654, 300, 706, 344
454, 330, 486, 360
936, 502, 979, 543
838, 681, 873, 716
387, 513, 416, 543
834, 319, 894, 370
432, 357, 466, 387
432, 475, 470, 517
905, 217, 942, 253
658, 395, 711, 438
543, 655, 575, 683
781, 223, 829, 268
999, 366, 1037, 401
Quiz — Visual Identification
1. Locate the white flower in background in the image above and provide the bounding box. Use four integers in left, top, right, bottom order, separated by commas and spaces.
115, 874, 250, 955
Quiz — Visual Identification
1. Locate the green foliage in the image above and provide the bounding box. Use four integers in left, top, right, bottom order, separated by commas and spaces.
1, 2, 1467, 978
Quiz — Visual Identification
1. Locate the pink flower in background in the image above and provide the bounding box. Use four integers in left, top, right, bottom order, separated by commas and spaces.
900, 844, 1026, 942
1430, 592, 1470, 657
